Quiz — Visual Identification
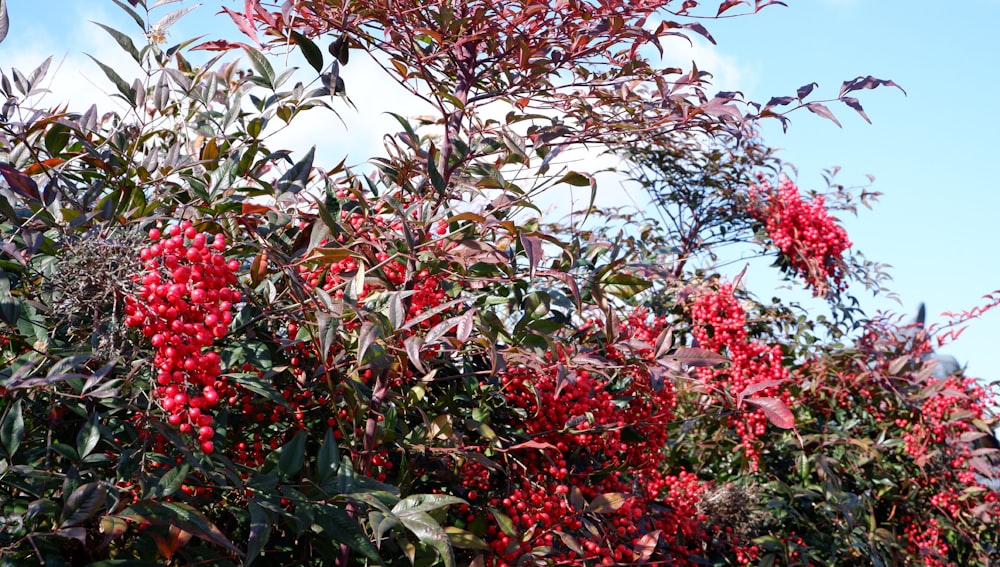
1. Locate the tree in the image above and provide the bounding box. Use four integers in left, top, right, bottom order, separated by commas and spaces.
0, 0, 995, 566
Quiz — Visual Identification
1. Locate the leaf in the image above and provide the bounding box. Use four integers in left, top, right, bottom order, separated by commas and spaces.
716, 0, 744, 16
558, 171, 592, 187
599, 272, 652, 300
242, 46, 276, 89
744, 397, 795, 429
392, 494, 466, 517
277, 430, 306, 478
86, 55, 134, 103
839, 75, 906, 97
314, 504, 386, 565
796, 82, 818, 101
93, 22, 141, 62
245, 502, 271, 567
76, 412, 101, 459
122, 501, 241, 554
153, 463, 190, 499
804, 102, 842, 128
398, 511, 455, 567
276, 146, 315, 195
445, 526, 489, 550
0, 163, 40, 201
671, 347, 729, 367
736, 379, 787, 408
289, 30, 324, 73
841, 96, 871, 124
317, 427, 341, 484
61, 482, 108, 528
0, 0, 6, 44
1, 399, 23, 456
587, 492, 631, 514
152, 5, 199, 34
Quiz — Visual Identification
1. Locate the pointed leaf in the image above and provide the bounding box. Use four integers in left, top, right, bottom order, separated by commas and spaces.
804, 102, 841, 127
744, 397, 795, 429
587, 492, 631, 514
289, 30, 324, 73
122, 501, 241, 554
317, 427, 341, 484
671, 347, 729, 367
392, 494, 466, 517
61, 482, 108, 527
93, 22, 141, 62
277, 430, 307, 478
246, 502, 271, 567
0, 0, 7, 44
398, 511, 455, 567
314, 504, 386, 565
76, 412, 101, 459
1, 399, 24, 456
736, 379, 787, 408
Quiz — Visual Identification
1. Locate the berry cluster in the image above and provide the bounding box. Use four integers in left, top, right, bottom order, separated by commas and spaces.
459, 312, 710, 566
689, 283, 791, 470
125, 221, 241, 453
747, 176, 852, 296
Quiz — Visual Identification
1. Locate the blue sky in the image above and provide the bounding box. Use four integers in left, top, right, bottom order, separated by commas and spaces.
3, 1, 999, 381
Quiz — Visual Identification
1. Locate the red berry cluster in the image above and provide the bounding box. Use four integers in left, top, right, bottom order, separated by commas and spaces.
125, 221, 241, 453
747, 176, 852, 296
465, 317, 708, 565
689, 283, 791, 470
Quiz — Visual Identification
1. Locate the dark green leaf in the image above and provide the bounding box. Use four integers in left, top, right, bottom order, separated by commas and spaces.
60, 482, 107, 528
246, 502, 271, 567
392, 494, 465, 517
317, 427, 341, 484
122, 501, 241, 554
398, 511, 455, 567
314, 504, 386, 565
86, 54, 134, 103
289, 30, 324, 73
76, 412, 101, 459
92, 22, 141, 63
0, 398, 23, 457
277, 430, 307, 478
242, 46, 276, 90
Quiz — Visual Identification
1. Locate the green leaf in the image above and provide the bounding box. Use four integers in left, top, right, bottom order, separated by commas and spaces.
392, 494, 466, 517
0, 399, 23, 457
289, 30, 324, 73
246, 502, 271, 567
489, 508, 517, 537
445, 526, 490, 550
317, 427, 341, 484
276, 146, 315, 195
86, 54, 134, 104
398, 511, 455, 567
122, 501, 242, 555
152, 463, 189, 499
586, 492, 631, 514
110, 0, 146, 30
599, 272, 652, 299
60, 482, 108, 528
92, 22, 141, 63
314, 504, 386, 565
76, 412, 101, 459
243, 46, 276, 90
277, 430, 307, 478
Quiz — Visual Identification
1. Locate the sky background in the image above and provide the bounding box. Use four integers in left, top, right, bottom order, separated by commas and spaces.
2, 1, 999, 381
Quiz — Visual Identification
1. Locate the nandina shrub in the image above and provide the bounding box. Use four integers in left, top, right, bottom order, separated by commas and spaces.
0, 1, 995, 566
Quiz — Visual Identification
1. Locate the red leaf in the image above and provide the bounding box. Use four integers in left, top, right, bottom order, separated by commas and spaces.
736, 379, 787, 408
716, 0, 745, 16
191, 39, 252, 52
219, 6, 259, 44
671, 347, 729, 367
744, 397, 795, 429
0, 163, 40, 201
